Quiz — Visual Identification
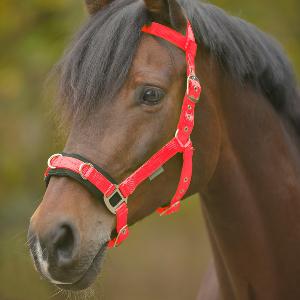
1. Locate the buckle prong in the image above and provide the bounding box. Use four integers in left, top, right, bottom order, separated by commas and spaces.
112, 225, 128, 247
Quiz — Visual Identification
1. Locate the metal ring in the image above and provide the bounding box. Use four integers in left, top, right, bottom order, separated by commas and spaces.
47, 153, 62, 169
104, 186, 128, 215
79, 162, 94, 180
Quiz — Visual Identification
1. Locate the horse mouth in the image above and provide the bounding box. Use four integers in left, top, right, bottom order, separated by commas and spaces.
56, 243, 107, 291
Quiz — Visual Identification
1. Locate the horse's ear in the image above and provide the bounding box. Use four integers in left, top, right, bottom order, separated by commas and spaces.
144, 0, 187, 32
85, 0, 112, 15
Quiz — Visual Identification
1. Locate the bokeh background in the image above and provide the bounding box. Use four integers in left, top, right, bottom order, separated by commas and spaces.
0, 0, 299, 299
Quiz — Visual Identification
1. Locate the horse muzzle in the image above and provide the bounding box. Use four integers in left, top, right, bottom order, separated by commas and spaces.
27, 218, 107, 290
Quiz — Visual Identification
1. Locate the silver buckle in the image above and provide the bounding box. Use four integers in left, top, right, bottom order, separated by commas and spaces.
186, 74, 200, 103
104, 185, 128, 214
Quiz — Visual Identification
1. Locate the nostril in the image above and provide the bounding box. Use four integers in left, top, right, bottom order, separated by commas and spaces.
53, 224, 77, 267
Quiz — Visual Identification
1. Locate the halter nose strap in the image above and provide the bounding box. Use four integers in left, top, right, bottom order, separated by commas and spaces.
44, 20, 201, 248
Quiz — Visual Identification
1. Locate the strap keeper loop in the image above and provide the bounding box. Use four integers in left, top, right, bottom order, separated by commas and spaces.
175, 129, 192, 148
79, 162, 94, 180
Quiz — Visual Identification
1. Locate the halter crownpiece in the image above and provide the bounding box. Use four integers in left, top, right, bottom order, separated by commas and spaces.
44, 20, 201, 248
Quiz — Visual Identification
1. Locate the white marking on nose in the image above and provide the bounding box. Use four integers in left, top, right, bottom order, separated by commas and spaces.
35, 239, 73, 285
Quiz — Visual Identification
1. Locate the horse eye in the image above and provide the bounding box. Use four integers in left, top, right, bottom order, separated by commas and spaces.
140, 87, 165, 105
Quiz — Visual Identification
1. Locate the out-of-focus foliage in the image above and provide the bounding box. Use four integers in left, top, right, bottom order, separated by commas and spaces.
0, 0, 299, 299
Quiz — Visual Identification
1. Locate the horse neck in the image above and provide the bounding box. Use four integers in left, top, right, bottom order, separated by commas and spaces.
193, 58, 300, 299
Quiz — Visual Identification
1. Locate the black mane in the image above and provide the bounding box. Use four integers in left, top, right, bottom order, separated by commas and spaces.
57, 0, 300, 130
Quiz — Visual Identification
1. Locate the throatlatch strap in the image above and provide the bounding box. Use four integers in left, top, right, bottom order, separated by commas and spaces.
44, 19, 201, 248
157, 143, 194, 216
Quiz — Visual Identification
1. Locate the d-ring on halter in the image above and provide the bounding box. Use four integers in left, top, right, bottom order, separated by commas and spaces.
44, 20, 202, 248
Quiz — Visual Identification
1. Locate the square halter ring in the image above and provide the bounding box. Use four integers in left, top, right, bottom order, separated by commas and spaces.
104, 185, 128, 215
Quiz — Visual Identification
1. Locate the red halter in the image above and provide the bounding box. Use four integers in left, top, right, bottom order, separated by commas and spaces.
44, 21, 201, 248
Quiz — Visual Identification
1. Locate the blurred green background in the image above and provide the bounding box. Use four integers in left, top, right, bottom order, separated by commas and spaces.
0, 0, 299, 299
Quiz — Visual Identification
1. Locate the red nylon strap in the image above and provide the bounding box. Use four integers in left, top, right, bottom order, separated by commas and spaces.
45, 154, 115, 196
119, 21, 199, 198
142, 22, 188, 51
108, 203, 129, 248
139, 21, 199, 217
44, 20, 201, 248
119, 138, 182, 197
157, 142, 194, 215
142, 21, 197, 75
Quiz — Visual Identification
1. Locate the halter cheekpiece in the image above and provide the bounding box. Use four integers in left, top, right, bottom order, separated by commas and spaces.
44, 20, 202, 248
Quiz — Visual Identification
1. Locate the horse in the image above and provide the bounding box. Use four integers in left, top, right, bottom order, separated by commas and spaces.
28, 0, 300, 299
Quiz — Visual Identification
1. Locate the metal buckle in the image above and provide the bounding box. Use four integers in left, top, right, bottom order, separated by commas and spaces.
79, 162, 94, 180
186, 74, 200, 103
104, 185, 128, 215
112, 225, 128, 247
47, 153, 62, 169
159, 201, 180, 216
